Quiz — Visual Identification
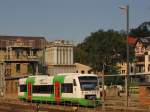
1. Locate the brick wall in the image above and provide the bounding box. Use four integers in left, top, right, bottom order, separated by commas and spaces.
139, 86, 150, 105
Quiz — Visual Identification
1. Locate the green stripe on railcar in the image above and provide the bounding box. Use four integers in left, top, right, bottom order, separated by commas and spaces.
18, 95, 26, 99
53, 75, 65, 83
25, 76, 35, 99
29, 75, 65, 102
61, 97, 101, 106
53, 75, 65, 101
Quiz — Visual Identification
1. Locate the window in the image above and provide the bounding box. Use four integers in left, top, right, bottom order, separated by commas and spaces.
122, 70, 125, 74
146, 87, 150, 96
20, 85, 27, 92
78, 76, 98, 91
27, 50, 30, 56
130, 67, 133, 73
16, 64, 20, 72
145, 52, 148, 55
61, 83, 73, 93
88, 70, 91, 74
16, 49, 23, 59
149, 55, 150, 61
5, 69, 11, 76
73, 79, 77, 86
33, 85, 54, 94
148, 65, 150, 72
16, 51, 19, 59
33, 50, 37, 56
81, 70, 85, 74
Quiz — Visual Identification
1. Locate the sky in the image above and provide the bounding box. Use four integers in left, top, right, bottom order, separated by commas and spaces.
0, 0, 149, 43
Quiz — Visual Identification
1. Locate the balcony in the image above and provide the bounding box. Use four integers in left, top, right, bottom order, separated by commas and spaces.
7, 41, 33, 48
4, 55, 38, 62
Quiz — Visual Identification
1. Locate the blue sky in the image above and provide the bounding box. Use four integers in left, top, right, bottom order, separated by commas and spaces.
0, 0, 149, 43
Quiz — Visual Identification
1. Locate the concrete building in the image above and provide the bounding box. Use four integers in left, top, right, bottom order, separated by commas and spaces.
45, 40, 75, 75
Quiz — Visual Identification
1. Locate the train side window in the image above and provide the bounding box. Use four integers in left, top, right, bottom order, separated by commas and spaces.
61, 83, 73, 93
33, 85, 54, 94
73, 79, 77, 86
20, 85, 27, 92
49, 85, 54, 94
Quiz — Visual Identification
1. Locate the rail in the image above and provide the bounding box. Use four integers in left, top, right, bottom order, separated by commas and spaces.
0, 97, 150, 112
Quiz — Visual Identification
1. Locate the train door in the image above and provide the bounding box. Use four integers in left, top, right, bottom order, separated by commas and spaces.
73, 79, 77, 98
54, 81, 60, 103
27, 83, 32, 100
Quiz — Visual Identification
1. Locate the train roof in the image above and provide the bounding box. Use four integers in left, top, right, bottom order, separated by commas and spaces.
18, 73, 98, 85
26, 73, 98, 77
56, 73, 98, 77
19, 73, 98, 81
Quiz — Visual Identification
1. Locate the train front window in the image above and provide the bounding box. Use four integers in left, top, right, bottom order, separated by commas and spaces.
20, 85, 27, 92
78, 76, 98, 91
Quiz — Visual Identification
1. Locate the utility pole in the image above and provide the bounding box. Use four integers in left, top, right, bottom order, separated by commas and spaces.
102, 64, 105, 112
119, 5, 129, 107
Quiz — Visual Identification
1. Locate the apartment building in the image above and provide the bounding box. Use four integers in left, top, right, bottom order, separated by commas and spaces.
0, 36, 46, 97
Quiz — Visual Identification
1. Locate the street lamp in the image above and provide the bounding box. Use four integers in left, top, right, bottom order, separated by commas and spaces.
119, 5, 129, 107
102, 63, 105, 112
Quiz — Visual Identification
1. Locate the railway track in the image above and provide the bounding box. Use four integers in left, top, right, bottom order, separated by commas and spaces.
0, 98, 99, 112
104, 97, 150, 112
0, 97, 150, 112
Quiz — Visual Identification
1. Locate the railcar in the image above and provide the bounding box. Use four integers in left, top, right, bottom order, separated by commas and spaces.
18, 73, 101, 106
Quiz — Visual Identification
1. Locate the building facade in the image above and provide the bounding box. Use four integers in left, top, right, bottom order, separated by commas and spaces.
75, 63, 93, 74
116, 62, 127, 74
144, 50, 150, 73
0, 36, 46, 97
135, 38, 148, 73
45, 40, 75, 75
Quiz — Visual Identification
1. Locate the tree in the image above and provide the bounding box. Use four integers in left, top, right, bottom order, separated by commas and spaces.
130, 21, 150, 37
74, 29, 133, 74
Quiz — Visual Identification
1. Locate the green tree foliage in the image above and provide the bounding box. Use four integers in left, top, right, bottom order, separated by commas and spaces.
74, 29, 134, 75
130, 21, 150, 37
105, 76, 124, 85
